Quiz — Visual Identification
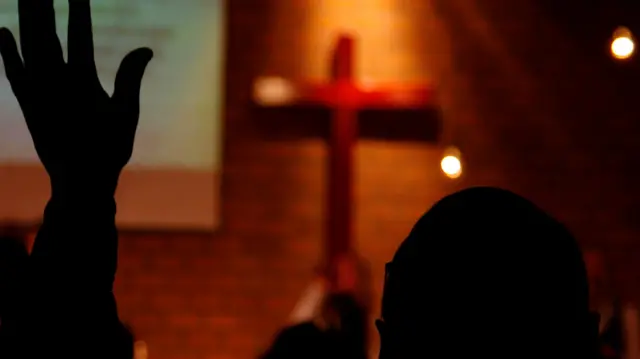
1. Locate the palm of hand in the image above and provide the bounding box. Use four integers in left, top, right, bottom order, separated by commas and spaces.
20, 65, 118, 178
0, 1, 152, 187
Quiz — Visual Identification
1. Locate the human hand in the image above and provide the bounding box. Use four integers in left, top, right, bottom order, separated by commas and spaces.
0, 0, 153, 196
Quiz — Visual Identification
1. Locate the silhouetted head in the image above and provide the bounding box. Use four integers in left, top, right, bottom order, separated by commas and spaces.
321, 292, 365, 332
79, 321, 135, 359
0, 234, 28, 272
114, 322, 136, 359
0, 235, 28, 322
377, 187, 599, 359
320, 292, 368, 359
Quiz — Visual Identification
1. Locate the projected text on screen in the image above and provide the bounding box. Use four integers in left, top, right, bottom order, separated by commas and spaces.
0, 0, 224, 171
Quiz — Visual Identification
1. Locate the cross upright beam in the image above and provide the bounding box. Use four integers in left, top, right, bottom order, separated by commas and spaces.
253, 33, 436, 290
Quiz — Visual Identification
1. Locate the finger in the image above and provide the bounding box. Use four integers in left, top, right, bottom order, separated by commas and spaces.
0, 28, 25, 95
112, 47, 153, 112
67, 0, 97, 77
18, 0, 64, 68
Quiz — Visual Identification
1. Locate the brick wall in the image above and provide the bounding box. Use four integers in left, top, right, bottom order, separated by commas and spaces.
113, 1, 640, 358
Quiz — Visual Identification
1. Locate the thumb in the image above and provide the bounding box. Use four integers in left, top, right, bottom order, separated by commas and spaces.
0, 28, 25, 96
112, 47, 153, 108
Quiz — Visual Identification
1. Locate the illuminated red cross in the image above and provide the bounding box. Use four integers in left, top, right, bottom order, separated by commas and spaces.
253, 34, 435, 288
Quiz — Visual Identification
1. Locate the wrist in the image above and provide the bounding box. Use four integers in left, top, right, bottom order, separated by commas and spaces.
49, 172, 120, 201
47, 176, 118, 224
46, 194, 117, 221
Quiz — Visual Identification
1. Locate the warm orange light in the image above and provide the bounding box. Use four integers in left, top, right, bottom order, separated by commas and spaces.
441, 155, 461, 179
134, 341, 148, 359
611, 27, 634, 60
253, 77, 298, 106
441, 147, 462, 179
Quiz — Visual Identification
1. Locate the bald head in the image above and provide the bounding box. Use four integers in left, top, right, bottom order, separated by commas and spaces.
378, 187, 596, 357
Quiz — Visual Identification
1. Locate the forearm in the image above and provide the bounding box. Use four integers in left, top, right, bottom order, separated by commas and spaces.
28, 179, 120, 303
31, 191, 118, 291
25, 186, 124, 354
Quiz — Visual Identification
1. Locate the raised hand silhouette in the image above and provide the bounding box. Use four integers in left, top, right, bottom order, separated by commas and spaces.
0, 1, 153, 357
0, 0, 153, 194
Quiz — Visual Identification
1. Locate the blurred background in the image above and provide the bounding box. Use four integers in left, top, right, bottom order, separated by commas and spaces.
3, 0, 640, 358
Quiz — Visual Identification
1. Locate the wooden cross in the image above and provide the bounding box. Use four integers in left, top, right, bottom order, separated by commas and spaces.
253, 34, 436, 289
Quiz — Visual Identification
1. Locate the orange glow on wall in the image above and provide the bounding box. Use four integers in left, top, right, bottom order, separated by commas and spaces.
296, 0, 432, 83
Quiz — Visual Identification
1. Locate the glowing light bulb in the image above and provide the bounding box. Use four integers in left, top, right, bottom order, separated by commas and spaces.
134, 341, 148, 359
611, 27, 635, 60
253, 77, 297, 106
441, 154, 462, 179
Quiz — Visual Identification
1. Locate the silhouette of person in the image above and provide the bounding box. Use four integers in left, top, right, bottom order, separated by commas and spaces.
0, 0, 152, 357
323, 292, 369, 359
376, 187, 600, 359
0, 234, 28, 333
584, 249, 626, 358
600, 297, 624, 359
261, 316, 333, 359
328, 254, 371, 359
262, 291, 368, 359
